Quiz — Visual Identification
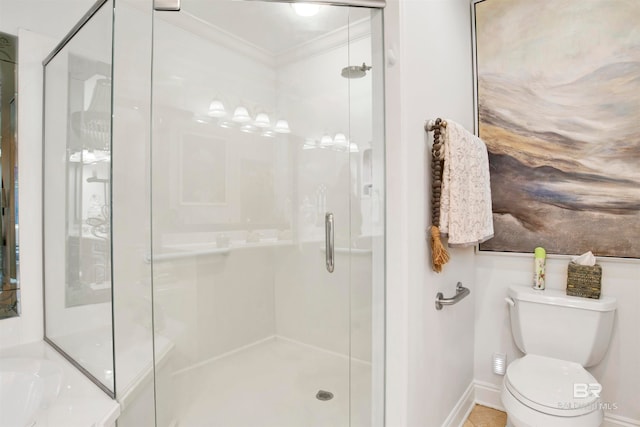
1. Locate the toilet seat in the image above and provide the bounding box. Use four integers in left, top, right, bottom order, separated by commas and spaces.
505, 354, 600, 417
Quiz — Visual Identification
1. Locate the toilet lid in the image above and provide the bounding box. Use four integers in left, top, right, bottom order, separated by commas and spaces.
505, 355, 600, 417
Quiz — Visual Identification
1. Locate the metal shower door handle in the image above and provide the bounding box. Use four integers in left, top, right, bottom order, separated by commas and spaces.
325, 213, 335, 273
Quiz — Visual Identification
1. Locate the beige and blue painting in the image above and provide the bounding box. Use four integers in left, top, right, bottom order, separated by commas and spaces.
474, 0, 640, 257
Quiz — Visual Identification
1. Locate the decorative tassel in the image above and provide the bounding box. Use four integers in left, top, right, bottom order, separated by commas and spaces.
428, 118, 449, 272
431, 225, 449, 272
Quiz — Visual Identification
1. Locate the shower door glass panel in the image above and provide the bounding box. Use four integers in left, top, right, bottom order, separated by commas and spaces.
151, 2, 381, 426
347, 9, 385, 427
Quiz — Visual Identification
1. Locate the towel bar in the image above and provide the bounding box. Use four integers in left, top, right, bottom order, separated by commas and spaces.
435, 282, 470, 310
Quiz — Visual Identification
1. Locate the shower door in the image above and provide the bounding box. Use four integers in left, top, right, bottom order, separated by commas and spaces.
150, 1, 384, 426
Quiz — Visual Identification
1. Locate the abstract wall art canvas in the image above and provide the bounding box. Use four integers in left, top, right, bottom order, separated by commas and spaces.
473, 0, 640, 258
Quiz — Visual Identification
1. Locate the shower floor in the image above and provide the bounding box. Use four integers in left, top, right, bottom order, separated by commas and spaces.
171, 337, 371, 427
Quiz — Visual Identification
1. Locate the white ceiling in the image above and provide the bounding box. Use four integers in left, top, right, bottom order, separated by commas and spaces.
180, 1, 370, 56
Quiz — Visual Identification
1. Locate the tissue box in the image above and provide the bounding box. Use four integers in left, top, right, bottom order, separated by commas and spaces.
566, 262, 602, 299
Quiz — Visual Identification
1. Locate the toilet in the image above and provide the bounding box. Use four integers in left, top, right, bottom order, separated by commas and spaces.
502, 285, 616, 427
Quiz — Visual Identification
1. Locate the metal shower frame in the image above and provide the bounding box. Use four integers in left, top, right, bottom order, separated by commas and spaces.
156, 0, 385, 11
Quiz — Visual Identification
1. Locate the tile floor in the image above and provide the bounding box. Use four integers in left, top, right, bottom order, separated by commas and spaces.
464, 404, 507, 427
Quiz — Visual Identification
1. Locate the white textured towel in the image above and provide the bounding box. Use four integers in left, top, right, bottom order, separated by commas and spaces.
439, 120, 494, 246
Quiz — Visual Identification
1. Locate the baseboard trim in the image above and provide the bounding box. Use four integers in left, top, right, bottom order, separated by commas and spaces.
602, 414, 640, 427
471, 380, 640, 427
473, 380, 505, 412
441, 381, 475, 427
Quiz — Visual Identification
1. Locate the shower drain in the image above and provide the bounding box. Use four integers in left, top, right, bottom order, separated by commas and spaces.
316, 390, 334, 401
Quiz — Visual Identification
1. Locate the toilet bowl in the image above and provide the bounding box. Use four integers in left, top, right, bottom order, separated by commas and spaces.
502, 354, 603, 427
501, 285, 616, 427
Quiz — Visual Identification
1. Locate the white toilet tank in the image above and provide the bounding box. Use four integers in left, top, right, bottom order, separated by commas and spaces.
507, 285, 616, 367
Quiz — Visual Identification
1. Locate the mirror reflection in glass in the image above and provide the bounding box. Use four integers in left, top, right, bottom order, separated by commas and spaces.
0, 31, 19, 320
65, 55, 112, 308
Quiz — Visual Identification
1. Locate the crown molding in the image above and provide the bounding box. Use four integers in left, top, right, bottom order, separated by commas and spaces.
156, 11, 371, 70
157, 10, 276, 68
276, 17, 371, 66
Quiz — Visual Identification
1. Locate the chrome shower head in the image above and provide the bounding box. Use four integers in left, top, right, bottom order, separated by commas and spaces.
341, 63, 372, 79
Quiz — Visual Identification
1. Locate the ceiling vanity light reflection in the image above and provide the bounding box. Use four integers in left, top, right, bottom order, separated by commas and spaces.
240, 123, 257, 133
291, 3, 320, 17
320, 134, 333, 147
303, 138, 317, 150
207, 99, 227, 117
274, 119, 291, 134
232, 106, 251, 123
204, 99, 294, 137
219, 120, 235, 129
333, 133, 347, 147
254, 112, 271, 128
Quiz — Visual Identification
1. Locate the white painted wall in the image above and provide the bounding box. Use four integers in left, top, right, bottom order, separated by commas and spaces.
382, 2, 409, 424
386, 2, 640, 425
474, 255, 640, 424
384, 1, 478, 426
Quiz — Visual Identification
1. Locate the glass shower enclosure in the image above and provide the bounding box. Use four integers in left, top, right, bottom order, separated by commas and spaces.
43, 0, 115, 395
43, 0, 385, 425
